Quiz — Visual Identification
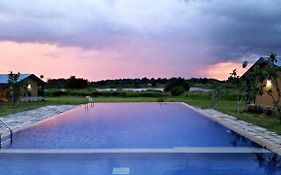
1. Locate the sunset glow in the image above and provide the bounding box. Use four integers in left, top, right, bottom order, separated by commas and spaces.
204, 61, 252, 80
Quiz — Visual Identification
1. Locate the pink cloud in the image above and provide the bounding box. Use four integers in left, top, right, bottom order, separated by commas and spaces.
0, 41, 179, 81
202, 61, 252, 80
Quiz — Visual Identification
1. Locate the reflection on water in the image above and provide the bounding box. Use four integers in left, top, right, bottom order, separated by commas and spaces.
256, 153, 281, 175
228, 129, 260, 147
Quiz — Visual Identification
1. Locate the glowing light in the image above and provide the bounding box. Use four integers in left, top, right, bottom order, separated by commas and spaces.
27, 84, 32, 90
266, 80, 272, 89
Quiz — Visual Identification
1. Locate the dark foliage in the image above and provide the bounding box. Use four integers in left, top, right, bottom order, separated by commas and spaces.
189, 78, 223, 85
164, 77, 190, 92
47, 76, 88, 89
170, 86, 185, 96
90, 77, 168, 88
45, 89, 169, 98
65, 76, 88, 89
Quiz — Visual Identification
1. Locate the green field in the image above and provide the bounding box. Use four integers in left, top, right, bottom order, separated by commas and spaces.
1, 94, 281, 135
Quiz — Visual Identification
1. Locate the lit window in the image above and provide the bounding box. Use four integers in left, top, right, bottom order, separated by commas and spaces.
27, 84, 32, 90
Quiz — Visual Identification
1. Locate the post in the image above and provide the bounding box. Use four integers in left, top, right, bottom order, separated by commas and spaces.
10, 130, 13, 144
0, 133, 2, 149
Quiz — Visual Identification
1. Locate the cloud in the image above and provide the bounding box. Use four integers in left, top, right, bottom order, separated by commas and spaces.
0, 0, 194, 48
0, 0, 280, 79
199, 0, 281, 60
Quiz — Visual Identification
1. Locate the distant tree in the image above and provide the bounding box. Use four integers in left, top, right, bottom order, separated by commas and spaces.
90, 77, 169, 88
8, 71, 20, 102
47, 76, 88, 89
65, 76, 88, 89
141, 77, 149, 84
170, 86, 185, 96
164, 78, 190, 96
164, 78, 190, 92
150, 78, 157, 87
47, 78, 67, 88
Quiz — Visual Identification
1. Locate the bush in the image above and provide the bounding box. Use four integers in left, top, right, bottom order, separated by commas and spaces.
164, 78, 190, 93
170, 86, 185, 96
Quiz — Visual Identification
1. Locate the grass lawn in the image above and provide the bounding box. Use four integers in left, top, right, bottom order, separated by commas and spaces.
1, 95, 281, 135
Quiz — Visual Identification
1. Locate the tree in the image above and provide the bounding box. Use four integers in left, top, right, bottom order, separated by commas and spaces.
170, 86, 185, 96
210, 82, 225, 108
65, 76, 88, 89
8, 71, 20, 102
164, 78, 190, 92
228, 69, 246, 113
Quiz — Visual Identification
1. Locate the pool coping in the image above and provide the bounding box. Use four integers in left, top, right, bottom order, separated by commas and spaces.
181, 102, 281, 156
0, 147, 271, 154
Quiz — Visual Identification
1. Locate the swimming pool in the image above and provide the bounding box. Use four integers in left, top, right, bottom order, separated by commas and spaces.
0, 102, 280, 174
8, 103, 260, 148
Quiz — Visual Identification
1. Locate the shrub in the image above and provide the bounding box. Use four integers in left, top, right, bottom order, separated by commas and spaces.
164, 78, 190, 93
170, 86, 185, 96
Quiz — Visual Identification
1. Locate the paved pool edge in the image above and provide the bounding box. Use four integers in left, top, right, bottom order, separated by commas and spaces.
0, 105, 80, 137
181, 102, 281, 155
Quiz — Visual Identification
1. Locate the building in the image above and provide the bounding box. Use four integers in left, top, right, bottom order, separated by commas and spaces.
0, 74, 45, 102
242, 56, 281, 107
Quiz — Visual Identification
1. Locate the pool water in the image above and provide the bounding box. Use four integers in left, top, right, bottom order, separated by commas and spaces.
9, 103, 259, 149
0, 153, 280, 175
1, 102, 280, 175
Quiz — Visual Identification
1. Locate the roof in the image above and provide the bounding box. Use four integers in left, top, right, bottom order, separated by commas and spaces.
241, 56, 281, 79
0, 74, 45, 84
259, 56, 281, 67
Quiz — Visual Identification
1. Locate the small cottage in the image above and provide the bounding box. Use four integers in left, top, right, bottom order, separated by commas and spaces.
0, 74, 45, 102
242, 56, 281, 107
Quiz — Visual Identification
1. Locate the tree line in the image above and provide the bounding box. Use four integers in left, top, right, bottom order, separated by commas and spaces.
46, 77, 222, 89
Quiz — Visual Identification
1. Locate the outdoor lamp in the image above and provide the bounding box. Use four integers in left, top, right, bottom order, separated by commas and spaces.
266, 79, 272, 89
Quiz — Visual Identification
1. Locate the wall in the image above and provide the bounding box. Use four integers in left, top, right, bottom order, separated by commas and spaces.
255, 75, 281, 106
21, 78, 39, 97
0, 86, 9, 101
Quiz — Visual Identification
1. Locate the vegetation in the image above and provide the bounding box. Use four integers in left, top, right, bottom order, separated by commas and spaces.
47, 76, 88, 89
47, 76, 221, 89
228, 68, 248, 113
90, 77, 165, 88
45, 88, 168, 98
8, 71, 21, 102
210, 83, 225, 108
170, 86, 186, 96
164, 77, 190, 96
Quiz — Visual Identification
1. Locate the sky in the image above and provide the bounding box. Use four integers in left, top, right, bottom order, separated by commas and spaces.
0, 0, 280, 81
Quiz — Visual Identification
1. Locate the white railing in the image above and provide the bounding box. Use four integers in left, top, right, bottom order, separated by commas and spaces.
0, 118, 13, 149
85, 96, 95, 109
